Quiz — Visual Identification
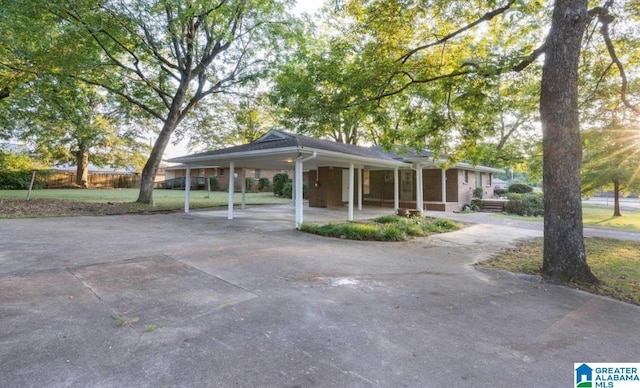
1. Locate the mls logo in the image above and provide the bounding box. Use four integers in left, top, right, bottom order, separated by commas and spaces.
576, 363, 593, 388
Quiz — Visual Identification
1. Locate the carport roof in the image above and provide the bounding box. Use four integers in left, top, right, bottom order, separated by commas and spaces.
168, 129, 502, 173
168, 129, 407, 170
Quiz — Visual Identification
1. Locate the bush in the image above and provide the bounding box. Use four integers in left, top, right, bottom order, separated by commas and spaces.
504, 193, 544, 217
273, 173, 289, 197
209, 176, 220, 191
493, 188, 508, 197
0, 170, 48, 190
258, 177, 270, 191
245, 177, 254, 191
508, 183, 533, 194
282, 180, 308, 199
282, 180, 292, 198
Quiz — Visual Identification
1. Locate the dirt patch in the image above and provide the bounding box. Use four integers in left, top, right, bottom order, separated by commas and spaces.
0, 198, 166, 218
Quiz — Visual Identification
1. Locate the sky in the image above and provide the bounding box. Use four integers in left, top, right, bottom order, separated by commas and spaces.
163, 0, 324, 160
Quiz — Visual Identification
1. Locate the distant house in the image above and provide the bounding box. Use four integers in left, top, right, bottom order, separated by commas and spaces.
493, 178, 508, 189
170, 130, 502, 227
163, 164, 284, 191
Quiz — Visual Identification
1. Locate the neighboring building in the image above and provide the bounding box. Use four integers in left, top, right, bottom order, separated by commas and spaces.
493, 178, 508, 189
170, 130, 502, 215
163, 165, 284, 191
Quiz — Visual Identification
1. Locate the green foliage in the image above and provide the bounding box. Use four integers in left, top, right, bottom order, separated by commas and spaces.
493, 188, 508, 197
209, 176, 220, 191
581, 127, 640, 197
273, 173, 289, 196
508, 183, 533, 193
281, 180, 308, 199
0, 151, 37, 171
504, 193, 544, 217
282, 180, 292, 198
301, 215, 460, 241
0, 171, 46, 190
258, 177, 270, 191
245, 177, 254, 191
473, 187, 484, 199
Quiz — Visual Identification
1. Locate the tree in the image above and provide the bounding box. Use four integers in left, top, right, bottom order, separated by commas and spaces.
331, 0, 639, 284
582, 124, 640, 217
38, 0, 297, 203
539, 0, 597, 284
183, 91, 276, 151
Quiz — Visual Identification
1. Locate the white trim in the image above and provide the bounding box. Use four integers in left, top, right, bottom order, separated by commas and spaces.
228, 162, 234, 220
184, 166, 191, 213
348, 163, 354, 221
394, 168, 399, 211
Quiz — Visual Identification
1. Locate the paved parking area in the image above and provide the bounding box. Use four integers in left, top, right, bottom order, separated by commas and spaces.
1, 207, 639, 387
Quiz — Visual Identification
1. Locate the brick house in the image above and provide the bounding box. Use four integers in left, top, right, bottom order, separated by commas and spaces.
169, 130, 501, 227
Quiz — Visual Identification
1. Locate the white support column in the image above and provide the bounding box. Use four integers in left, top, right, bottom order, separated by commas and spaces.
441, 169, 447, 204
357, 165, 363, 211
228, 162, 235, 220
294, 159, 303, 229
348, 163, 354, 221
394, 168, 399, 211
184, 166, 191, 213
416, 164, 424, 212
241, 168, 247, 210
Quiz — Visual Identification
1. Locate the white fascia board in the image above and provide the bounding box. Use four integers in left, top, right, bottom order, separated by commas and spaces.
168, 146, 301, 164
301, 147, 408, 168
403, 157, 502, 173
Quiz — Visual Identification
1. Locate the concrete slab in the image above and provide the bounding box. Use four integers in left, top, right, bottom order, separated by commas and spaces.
1, 209, 638, 387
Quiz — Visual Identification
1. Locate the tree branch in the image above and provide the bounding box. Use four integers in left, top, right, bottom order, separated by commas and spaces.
590, 6, 640, 115
399, 0, 516, 64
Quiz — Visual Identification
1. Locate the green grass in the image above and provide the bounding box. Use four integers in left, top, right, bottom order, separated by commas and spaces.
478, 237, 640, 306
492, 203, 640, 232
0, 188, 290, 216
300, 215, 461, 241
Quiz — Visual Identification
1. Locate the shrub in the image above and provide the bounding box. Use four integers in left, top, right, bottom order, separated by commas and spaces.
258, 177, 270, 191
0, 170, 48, 190
504, 193, 544, 216
493, 188, 508, 197
473, 187, 484, 199
245, 177, 254, 191
282, 180, 308, 199
282, 180, 292, 198
273, 173, 289, 196
508, 183, 533, 194
209, 176, 219, 191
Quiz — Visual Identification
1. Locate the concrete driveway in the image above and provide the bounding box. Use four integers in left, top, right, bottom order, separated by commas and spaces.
1, 208, 639, 387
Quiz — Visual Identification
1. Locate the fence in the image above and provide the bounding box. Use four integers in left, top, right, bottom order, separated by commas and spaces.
45, 171, 140, 189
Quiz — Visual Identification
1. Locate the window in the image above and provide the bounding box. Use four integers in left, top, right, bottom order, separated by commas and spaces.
488, 173, 492, 187
464, 170, 469, 184
254, 169, 261, 179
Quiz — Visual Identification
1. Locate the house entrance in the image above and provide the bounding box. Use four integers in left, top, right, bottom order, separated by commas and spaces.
401, 170, 413, 201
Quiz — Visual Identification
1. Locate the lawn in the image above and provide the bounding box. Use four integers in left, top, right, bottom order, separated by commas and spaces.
478, 237, 640, 306
493, 203, 640, 232
0, 188, 291, 218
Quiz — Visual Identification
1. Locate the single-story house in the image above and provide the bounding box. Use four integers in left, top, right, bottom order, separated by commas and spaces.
169, 129, 502, 228
163, 164, 285, 191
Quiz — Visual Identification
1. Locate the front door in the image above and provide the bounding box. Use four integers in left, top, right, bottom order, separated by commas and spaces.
401, 170, 413, 201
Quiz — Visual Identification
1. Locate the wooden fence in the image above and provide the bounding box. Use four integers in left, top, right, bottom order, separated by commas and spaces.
44, 171, 140, 189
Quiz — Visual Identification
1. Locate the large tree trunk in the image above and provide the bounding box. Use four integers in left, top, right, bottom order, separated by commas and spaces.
136, 86, 187, 204
613, 180, 621, 217
75, 146, 90, 188
136, 118, 177, 204
540, 0, 598, 284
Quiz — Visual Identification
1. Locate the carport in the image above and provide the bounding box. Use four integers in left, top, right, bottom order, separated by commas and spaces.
168, 130, 408, 228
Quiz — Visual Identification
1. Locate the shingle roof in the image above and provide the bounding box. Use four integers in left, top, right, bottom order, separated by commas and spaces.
181, 130, 401, 162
